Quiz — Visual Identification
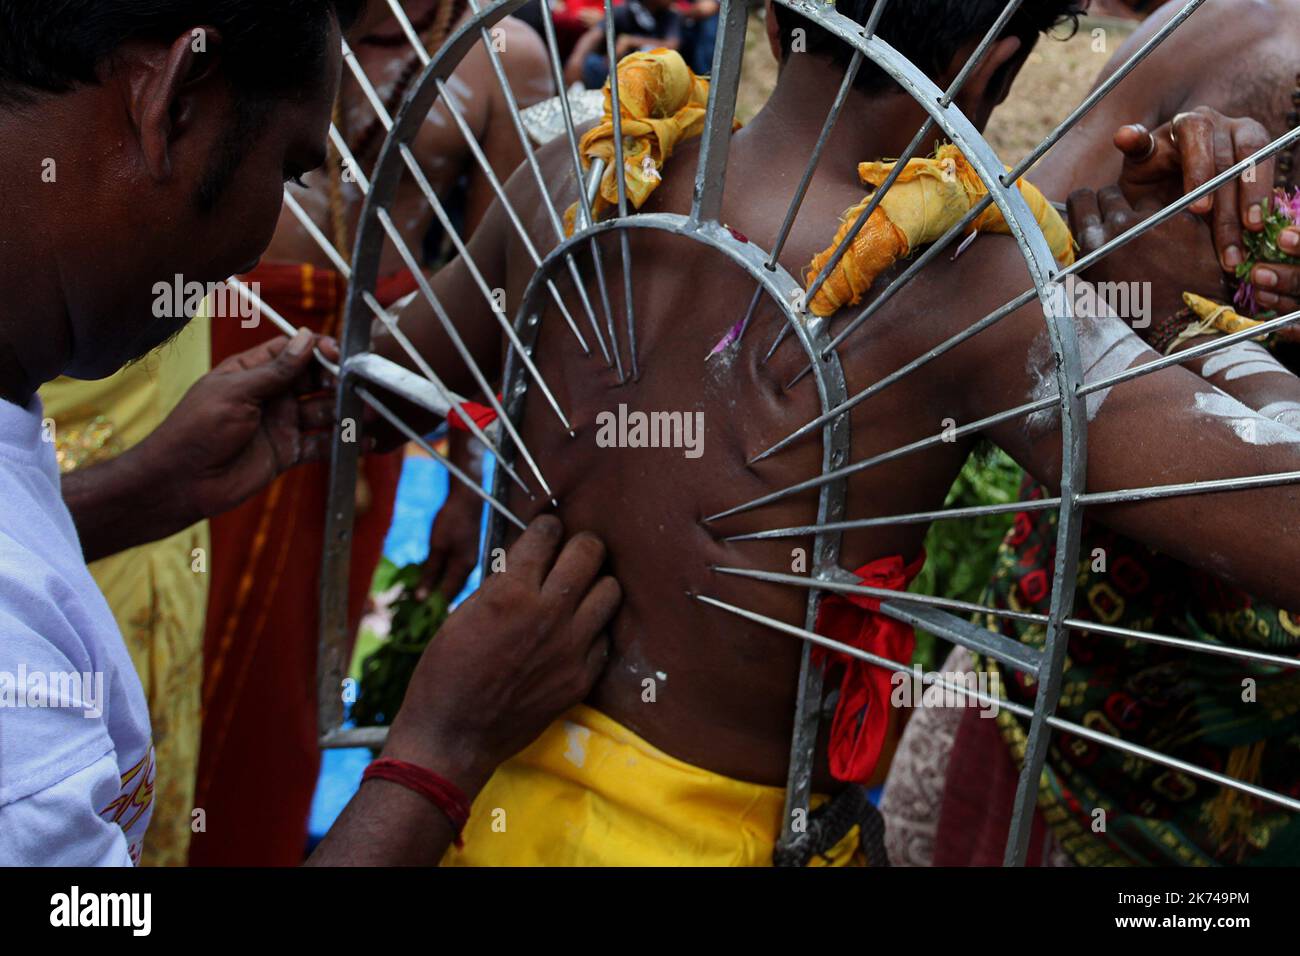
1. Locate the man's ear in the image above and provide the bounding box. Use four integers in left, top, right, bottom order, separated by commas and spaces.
948, 35, 1024, 117
122, 27, 225, 183
765, 0, 782, 63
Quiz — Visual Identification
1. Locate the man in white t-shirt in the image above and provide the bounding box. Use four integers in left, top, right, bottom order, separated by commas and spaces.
0, 332, 349, 864
0, 395, 158, 864
0, 0, 619, 866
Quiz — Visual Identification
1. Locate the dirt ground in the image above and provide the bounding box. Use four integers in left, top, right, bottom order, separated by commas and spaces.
734, 13, 1138, 168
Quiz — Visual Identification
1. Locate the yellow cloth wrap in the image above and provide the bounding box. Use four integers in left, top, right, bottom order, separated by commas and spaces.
442, 704, 864, 866
563, 48, 713, 236
1167, 291, 1273, 354
38, 314, 211, 867
806, 143, 1076, 317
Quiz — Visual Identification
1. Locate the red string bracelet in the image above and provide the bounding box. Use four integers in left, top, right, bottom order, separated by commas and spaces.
363, 757, 472, 848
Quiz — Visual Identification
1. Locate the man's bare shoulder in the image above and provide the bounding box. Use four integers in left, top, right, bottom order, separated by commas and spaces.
498, 120, 602, 240
496, 16, 548, 60
820, 227, 1053, 430
1106, 0, 1300, 92
850, 229, 1039, 356
490, 17, 551, 98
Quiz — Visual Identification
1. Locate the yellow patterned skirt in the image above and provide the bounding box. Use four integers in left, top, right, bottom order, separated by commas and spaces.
442, 704, 863, 867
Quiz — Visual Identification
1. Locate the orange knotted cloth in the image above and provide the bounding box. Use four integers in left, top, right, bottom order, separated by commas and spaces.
564, 48, 721, 235
805, 144, 1075, 317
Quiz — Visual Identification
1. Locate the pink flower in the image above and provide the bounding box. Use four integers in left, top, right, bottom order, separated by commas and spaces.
1278, 186, 1300, 226
1235, 280, 1258, 316
706, 316, 747, 360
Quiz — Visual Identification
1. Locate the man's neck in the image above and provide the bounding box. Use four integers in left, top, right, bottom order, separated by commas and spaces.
0, 106, 74, 407
750, 56, 933, 168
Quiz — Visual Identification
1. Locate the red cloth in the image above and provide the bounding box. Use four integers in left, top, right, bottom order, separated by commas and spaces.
932, 703, 1057, 866
813, 552, 925, 784
190, 262, 411, 866
447, 399, 499, 432
374, 267, 420, 306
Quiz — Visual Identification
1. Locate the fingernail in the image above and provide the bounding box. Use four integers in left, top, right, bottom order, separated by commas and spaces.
1248, 204, 1264, 227
322, 336, 339, 351
1255, 267, 1279, 288
288, 327, 312, 356
1223, 246, 1243, 269
1258, 291, 1279, 307
1282, 229, 1300, 253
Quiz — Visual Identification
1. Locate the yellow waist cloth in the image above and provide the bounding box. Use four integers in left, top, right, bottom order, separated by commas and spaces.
807, 143, 1075, 316
442, 704, 862, 867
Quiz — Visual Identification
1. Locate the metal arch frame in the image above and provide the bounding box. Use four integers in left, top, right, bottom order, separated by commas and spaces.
483, 211, 856, 864
319, 0, 532, 746
315, 0, 1300, 867
319, 0, 1083, 863
749, 0, 1086, 865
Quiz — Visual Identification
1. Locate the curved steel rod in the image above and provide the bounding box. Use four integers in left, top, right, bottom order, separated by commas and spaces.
759, 124, 1300, 462
696, 593, 1300, 814
708, 565, 1300, 670
281, 184, 534, 493
782, 1, 1215, 389
799, 0, 1029, 313
601, 0, 640, 378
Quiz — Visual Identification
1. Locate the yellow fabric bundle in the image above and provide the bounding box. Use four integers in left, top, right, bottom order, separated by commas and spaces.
563, 48, 712, 235
806, 144, 1076, 317
1167, 291, 1273, 354
442, 704, 864, 866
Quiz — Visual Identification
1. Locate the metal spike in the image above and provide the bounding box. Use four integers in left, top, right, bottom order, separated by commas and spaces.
696, 593, 1300, 812
377, 206, 555, 500
358, 384, 528, 532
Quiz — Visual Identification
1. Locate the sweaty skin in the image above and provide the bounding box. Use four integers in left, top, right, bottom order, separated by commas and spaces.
379, 37, 1300, 792
1031, 0, 1300, 200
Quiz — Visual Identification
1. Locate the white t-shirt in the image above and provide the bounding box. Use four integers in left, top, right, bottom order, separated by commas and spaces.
0, 397, 154, 865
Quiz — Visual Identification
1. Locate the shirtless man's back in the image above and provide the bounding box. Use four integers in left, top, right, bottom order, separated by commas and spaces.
383, 0, 1300, 863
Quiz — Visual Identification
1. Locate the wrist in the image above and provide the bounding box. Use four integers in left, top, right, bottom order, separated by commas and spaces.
131, 429, 199, 526
361, 757, 473, 847
381, 723, 494, 800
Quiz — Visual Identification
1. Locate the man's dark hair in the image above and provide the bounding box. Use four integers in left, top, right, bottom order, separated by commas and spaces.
773, 0, 1086, 95
0, 0, 367, 106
